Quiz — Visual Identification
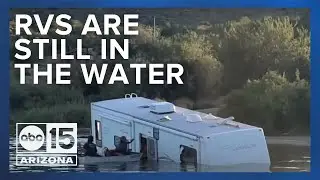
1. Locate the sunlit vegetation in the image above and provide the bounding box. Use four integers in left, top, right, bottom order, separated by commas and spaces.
10, 9, 310, 135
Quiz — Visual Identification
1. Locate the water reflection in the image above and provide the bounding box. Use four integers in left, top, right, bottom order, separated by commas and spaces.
268, 144, 310, 172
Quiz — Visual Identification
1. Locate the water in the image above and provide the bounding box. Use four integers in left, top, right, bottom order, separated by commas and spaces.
9, 137, 310, 172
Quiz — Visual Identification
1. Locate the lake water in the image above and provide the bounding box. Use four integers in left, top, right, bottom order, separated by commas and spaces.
9, 137, 310, 172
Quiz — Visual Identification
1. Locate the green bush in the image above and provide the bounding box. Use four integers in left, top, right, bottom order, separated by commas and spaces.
12, 103, 90, 127
218, 16, 310, 93
9, 11, 310, 135
218, 71, 310, 135
131, 29, 223, 100
10, 83, 85, 110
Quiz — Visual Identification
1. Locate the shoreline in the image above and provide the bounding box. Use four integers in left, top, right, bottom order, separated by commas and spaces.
78, 128, 311, 147
266, 136, 310, 147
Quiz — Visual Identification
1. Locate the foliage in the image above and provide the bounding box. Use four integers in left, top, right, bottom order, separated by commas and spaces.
218, 16, 310, 93
9, 10, 310, 135
11, 104, 90, 127
218, 71, 310, 134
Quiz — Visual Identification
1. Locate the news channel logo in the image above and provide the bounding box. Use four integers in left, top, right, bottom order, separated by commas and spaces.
15, 123, 78, 167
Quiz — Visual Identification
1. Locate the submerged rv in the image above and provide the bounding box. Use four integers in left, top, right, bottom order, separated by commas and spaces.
90, 94, 271, 167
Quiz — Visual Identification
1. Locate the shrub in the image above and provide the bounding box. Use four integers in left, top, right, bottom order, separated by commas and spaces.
12, 103, 90, 127
218, 71, 310, 135
218, 16, 310, 93
10, 83, 85, 110
9, 11, 310, 135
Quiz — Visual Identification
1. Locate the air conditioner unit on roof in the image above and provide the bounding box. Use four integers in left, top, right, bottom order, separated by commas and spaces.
150, 102, 176, 114
185, 114, 203, 123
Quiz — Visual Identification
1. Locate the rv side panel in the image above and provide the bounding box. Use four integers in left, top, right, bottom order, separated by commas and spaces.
157, 129, 200, 164
100, 116, 132, 147
92, 104, 201, 163
91, 105, 133, 155
134, 121, 200, 164
201, 128, 270, 166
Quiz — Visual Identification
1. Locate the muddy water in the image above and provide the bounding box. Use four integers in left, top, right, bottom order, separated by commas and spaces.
9, 137, 310, 172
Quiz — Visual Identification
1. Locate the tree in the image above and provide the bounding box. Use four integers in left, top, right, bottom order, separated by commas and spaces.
218, 16, 310, 93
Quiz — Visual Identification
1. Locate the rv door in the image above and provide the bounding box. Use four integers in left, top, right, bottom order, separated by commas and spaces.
147, 137, 158, 161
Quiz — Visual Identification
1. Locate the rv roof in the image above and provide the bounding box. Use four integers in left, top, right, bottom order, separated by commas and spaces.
92, 97, 259, 138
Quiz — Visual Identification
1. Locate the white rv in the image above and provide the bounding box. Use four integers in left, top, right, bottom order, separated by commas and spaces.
90, 94, 271, 168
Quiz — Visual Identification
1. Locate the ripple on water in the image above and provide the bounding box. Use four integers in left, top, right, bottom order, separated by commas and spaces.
9, 137, 310, 172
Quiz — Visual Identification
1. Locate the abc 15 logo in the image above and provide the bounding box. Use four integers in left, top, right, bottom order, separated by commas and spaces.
16, 123, 77, 154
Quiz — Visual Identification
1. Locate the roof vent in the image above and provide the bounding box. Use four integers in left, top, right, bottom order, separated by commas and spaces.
185, 114, 203, 123
202, 113, 220, 120
138, 105, 150, 108
157, 115, 172, 122
218, 116, 240, 128
150, 102, 175, 114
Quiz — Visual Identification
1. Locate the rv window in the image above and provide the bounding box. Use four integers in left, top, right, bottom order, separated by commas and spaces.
95, 120, 102, 147
180, 145, 197, 165
114, 136, 121, 146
